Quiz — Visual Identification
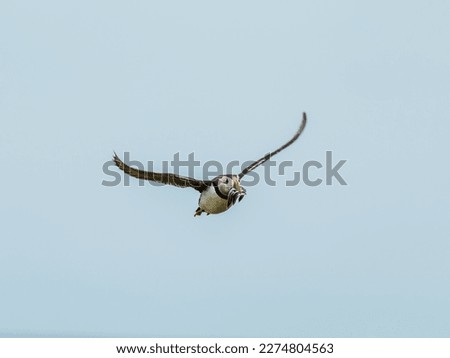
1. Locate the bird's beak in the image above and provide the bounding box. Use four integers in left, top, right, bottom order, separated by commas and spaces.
233, 178, 246, 194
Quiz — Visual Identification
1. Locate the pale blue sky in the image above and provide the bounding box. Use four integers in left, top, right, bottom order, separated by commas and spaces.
1, 1, 449, 337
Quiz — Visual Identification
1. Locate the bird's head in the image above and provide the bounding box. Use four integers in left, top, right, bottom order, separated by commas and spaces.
218, 175, 246, 195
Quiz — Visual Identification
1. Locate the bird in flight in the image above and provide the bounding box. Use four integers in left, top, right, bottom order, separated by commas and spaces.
113, 112, 307, 216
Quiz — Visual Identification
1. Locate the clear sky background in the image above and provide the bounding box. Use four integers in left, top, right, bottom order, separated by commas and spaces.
1, 1, 449, 337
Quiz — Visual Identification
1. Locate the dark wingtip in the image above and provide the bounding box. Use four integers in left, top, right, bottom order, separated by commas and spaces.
298, 112, 307, 133
112, 151, 121, 167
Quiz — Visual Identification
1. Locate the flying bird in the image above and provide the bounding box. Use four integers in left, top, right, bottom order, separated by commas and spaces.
113, 112, 307, 216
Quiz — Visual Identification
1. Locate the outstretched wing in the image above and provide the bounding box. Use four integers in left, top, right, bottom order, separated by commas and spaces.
238, 112, 307, 179
113, 153, 210, 192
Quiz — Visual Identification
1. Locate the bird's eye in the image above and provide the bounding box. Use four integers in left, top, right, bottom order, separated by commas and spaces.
224, 178, 229, 183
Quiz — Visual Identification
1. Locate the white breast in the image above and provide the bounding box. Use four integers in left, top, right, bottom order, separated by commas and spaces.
199, 186, 229, 214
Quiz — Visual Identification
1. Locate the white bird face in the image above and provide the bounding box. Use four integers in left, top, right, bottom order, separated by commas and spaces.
217, 175, 233, 194
218, 175, 244, 195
